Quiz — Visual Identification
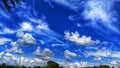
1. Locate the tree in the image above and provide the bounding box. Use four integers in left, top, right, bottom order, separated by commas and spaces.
33, 66, 41, 68
47, 61, 59, 68
3, 0, 11, 11
1, 0, 26, 11
112, 66, 114, 68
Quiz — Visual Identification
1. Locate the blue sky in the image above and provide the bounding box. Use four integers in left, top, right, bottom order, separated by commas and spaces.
0, 0, 120, 67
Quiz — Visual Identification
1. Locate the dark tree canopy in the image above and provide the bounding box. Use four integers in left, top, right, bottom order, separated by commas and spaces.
0, 0, 26, 11
0, 63, 114, 68
47, 61, 59, 68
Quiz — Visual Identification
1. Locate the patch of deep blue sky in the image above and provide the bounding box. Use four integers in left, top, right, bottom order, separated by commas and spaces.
0, 0, 120, 65
32, 0, 120, 43
28, 0, 120, 61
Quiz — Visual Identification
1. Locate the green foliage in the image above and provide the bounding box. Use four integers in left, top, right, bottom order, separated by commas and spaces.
112, 66, 114, 68
0, 0, 26, 11
86, 65, 111, 68
47, 61, 59, 68
0, 62, 113, 68
33, 66, 41, 68
0, 61, 63, 68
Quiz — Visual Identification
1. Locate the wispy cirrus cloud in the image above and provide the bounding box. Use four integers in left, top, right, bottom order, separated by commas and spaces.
82, 0, 119, 33
0, 38, 11, 45
85, 50, 120, 58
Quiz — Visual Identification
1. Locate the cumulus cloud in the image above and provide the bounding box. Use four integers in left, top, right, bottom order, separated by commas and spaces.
64, 50, 77, 61
6, 42, 24, 55
17, 32, 36, 46
16, 31, 24, 38
33, 46, 42, 57
42, 48, 54, 60
64, 62, 88, 68
19, 57, 46, 67
0, 52, 18, 65
64, 31, 100, 46
0, 38, 11, 45
0, 51, 46, 67
33, 46, 54, 61
21, 22, 33, 31
110, 61, 120, 68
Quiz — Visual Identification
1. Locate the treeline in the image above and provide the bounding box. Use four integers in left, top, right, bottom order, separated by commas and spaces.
0, 61, 63, 68
0, 61, 115, 68
86, 65, 114, 68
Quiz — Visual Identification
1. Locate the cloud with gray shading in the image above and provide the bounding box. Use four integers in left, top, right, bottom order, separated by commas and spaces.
64, 50, 77, 61
6, 42, 24, 55
33, 46, 54, 61
64, 31, 100, 46
16, 31, 36, 46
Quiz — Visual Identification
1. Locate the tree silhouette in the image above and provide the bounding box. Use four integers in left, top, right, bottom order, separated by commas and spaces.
1, 0, 26, 11
86, 65, 111, 68
3, 0, 11, 11
47, 61, 59, 68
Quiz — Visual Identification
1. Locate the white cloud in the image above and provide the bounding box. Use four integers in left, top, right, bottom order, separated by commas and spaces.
36, 24, 49, 30
0, 38, 11, 45
64, 50, 77, 61
64, 31, 100, 46
16, 30, 24, 38
64, 61, 88, 68
82, 0, 119, 32
42, 48, 54, 60
83, 0, 111, 23
33, 46, 42, 57
111, 61, 118, 65
51, 43, 66, 47
0, 24, 16, 34
33, 46, 54, 61
50, 0, 81, 10
0, 51, 46, 67
6, 42, 24, 55
17, 32, 36, 46
0, 52, 18, 65
110, 61, 120, 68
0, 51, 4, 58
3, 28, 15, 34
21, 22, 33, 31
111, 52, 120, 58
50, 0, 74, 8
85, 50, 110, 57
20, 57, 46, 67
93, 56, 102, 61
85, 50, 120, 58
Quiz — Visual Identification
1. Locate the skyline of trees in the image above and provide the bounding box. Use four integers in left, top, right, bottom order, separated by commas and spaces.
0, 61, 116, 68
